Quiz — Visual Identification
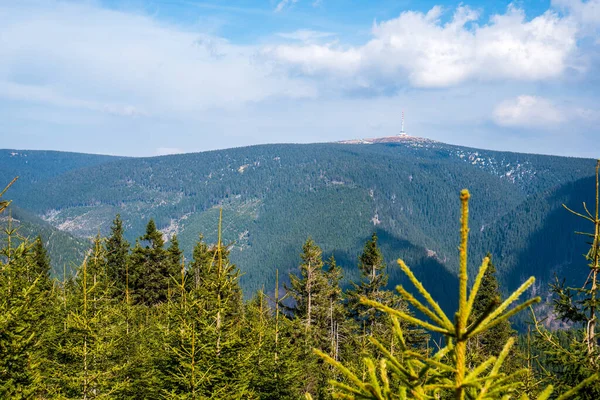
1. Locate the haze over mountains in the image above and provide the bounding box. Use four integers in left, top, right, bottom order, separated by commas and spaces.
0, 137, 596, 315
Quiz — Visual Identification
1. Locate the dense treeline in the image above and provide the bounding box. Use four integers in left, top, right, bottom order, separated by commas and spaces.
1, 161, 600, 399
0, 206, 429, 398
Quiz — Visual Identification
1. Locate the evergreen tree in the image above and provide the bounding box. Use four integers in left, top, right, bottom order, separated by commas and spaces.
30, 235, 53, 291
324, 255, 347, 361
88, 233, 107, 277
0, 177, 17, 215
311, 190, 593, 400
244, 290, 304, 399
186, 234, 212, 292
286, 238, 330, 347
166, 234, 183, 283
346, 232, 426, 370
287, 240, 320, 325
347, 233, 388, 336
469, 254, 514, 361
0, 232, 50, 398
160, 262, 213, 399
4, 171, 600, 399
161, 209, 248, 397
50, 244, 132, 398
128, 240, 146, 304
0, 183, 51, 398
285, 238, 333, 398
105, 214, 129, 298
533, 160, 600, 398
130, 219, 171, 305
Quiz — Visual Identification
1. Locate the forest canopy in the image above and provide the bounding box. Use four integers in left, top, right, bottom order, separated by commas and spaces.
1, 161, 600, 399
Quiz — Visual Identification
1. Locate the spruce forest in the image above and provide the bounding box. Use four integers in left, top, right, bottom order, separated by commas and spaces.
3, 0, 600, 397
2, 156, 600, 399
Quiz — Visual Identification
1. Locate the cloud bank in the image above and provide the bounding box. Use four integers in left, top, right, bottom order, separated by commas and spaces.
0, 1, 598, 157
0, 1, 315, 119
263, 5, 580, 89
493, 96, 565, 128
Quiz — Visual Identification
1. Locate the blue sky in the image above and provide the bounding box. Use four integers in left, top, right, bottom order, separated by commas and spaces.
0, 0, 598, 157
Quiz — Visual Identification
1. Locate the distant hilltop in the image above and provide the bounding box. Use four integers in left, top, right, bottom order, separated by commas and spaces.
338, 135, 436, 145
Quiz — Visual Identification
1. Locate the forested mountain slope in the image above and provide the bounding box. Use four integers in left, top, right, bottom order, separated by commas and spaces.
0, 149, 124, 185
0, 139, 595, 305
0, 205, 90, 272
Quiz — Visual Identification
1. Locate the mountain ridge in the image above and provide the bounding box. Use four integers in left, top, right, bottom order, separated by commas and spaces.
0, 140, 596, 313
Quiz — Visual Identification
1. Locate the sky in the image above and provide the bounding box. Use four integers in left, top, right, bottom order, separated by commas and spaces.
0, 0, 599, 158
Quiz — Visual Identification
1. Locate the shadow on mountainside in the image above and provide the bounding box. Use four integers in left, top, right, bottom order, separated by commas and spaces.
332, 228, 459, 318
493, 176, 595, 330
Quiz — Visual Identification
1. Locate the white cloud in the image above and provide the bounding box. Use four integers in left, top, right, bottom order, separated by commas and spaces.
277, 29, 335, 43
492, 95, 565, 128
0, 1, 598, 159
553, 0, 600, 27
0, 81, 148, 117
0, 1, 316, 119
263, 5, 579, 88
275, 0, 299, 13
0, 1, 589, 118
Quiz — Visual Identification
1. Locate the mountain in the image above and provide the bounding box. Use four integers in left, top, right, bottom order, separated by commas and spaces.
0, 149, 125, 185
0, 205, 90, 274
0, 149, 125, 273
0, 139, 596, 313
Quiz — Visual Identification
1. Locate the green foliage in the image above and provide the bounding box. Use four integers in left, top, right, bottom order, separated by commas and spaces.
314, 190, 598, 399
2, 165, 600, 399
50, 253, 131, 398
0, 240, 49, 398
129, 219, 177, 305
243, 290, 305, 399
467, 255, 516, 369
346, 233, 390, 335
346, 232, 428, 381
0, 180, 51, 398
2, 144, 595, 306
530, 160, 600, 398
284, 238, 334, 397
160, 209, 250, 398
0, 177, 17, 214
105, 214, 130, 298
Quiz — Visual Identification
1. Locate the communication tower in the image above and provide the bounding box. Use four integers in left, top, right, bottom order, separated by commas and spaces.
399, 111, 407, 136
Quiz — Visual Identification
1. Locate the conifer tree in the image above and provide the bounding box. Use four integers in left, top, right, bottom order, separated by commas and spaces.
0, 181, 51, 398
0, 177, 17, 215
51, 243, 131, 398
161, 209, 248, 398
469, 254, 514, 364
285, 238, 333, 397
312, 190, 598, 399
324, 255, 347, 361
130, 219, 171, 305
347, 233, 388, 336
105, 214, 129, 298
244, 290, 304, 399
160, 259, 212, 399
186, 234, 212, 291
167, 235, 183, 281
128, 239, 145, 303
89, 233, 107, 277
346, 233, 426, 372
286, 238, 329, 341
30, 235, 53, 291
0, 232, 49, 397
533, 160, 600, 398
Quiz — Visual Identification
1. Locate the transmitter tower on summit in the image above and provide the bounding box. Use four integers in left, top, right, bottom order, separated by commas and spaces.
399, 111, 407, 136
